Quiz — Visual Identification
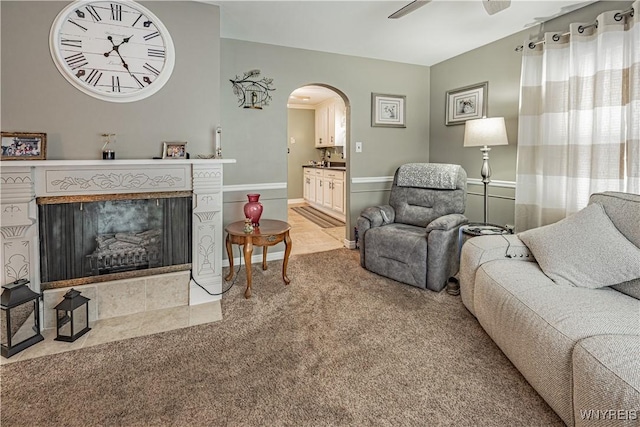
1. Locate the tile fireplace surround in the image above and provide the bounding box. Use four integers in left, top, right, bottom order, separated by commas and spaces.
0, 159, 235, 349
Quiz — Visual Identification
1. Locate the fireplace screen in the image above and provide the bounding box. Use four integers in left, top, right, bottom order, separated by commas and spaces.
38, 194, 192, 288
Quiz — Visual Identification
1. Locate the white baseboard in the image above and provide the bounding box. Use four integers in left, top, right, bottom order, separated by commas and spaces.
344, 239, 357, 249
288, 198, 305, 205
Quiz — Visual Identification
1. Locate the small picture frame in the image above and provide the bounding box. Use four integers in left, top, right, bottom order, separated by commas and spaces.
162, 142, 188, 159
445, 82, 488, 126
1, 132, 47, 160
371, 93, 406, 128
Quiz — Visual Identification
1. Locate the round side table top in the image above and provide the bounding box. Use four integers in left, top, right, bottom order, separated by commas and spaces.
461, 223, 511, 237
225, 219, 291, 237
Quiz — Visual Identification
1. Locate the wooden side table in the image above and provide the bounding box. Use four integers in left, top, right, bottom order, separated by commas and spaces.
224, 219, 292, 298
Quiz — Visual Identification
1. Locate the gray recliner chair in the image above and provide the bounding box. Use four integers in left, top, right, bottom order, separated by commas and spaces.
357, 163, 468, 292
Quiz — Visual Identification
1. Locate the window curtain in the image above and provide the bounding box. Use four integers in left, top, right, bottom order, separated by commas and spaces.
515, 1, 639, 231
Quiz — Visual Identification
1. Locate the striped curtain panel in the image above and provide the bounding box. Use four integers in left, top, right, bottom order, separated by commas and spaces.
515, 1, 639, 231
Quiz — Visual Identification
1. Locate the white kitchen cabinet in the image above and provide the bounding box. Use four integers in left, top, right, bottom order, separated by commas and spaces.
314, 170, 323, 205
332, 178, 345, 214
302, 167, 346, 221
303, 168, 314, 201
323, 169, 345, 215
315, 103, 329, 147
315, 98, 346, 148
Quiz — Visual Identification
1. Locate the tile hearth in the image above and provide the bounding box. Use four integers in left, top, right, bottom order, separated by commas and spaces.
1, 301, 221, 365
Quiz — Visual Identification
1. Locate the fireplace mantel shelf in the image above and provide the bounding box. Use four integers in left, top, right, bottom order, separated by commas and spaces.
2, 158, 236, 167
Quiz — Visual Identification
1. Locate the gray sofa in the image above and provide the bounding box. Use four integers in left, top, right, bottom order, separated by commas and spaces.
460, 192, 640, 426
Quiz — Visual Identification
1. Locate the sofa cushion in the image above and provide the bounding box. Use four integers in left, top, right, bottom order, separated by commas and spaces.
473, 260, 640, 426
518, 203, 640, 289
573, 335, 640, 427
612, 280, 640, 300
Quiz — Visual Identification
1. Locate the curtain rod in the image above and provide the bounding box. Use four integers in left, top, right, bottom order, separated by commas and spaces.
515, 7, 634, 52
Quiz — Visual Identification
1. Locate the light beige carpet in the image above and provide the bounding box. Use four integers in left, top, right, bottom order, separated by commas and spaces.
0, 249, 562, 426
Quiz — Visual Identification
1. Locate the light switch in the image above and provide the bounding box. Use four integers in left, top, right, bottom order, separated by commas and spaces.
290, 137, 296, 144
355, 141, 363, 153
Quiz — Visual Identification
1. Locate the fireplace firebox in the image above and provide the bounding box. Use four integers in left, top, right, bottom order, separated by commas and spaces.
38, 192, 192, 290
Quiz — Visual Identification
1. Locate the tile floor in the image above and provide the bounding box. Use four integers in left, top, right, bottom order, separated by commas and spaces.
1, 203, 346, 365
287, 202, 346, 255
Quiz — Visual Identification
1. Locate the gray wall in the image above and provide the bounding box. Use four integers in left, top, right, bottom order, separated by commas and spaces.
287, 108, 316, 200
1, 1, 220, 159
221, 39, 430, 241
429, 0, 633, 226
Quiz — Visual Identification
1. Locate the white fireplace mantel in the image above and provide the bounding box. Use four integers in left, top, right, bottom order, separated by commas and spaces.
0, 158, 236, 307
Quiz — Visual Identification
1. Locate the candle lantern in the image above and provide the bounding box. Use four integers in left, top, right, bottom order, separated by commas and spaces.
54, 289, 91, 342
1, 279, 44, 358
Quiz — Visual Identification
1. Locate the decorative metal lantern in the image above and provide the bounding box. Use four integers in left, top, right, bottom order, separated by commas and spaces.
1, 279, 44, 358
54, 289, 91, 342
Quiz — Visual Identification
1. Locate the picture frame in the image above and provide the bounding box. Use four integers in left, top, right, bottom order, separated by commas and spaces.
445, 82, 488, 126
1, 132, 47, 160
162, 142, 188, 159
371, 93, 406, 128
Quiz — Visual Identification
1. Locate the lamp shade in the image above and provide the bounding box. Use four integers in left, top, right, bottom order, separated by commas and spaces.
463, 117, 509, 147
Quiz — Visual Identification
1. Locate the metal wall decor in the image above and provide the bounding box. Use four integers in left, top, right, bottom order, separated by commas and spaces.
230, 69, 276, 109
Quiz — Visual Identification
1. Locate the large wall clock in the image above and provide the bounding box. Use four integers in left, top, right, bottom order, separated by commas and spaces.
49, 0, 175, 103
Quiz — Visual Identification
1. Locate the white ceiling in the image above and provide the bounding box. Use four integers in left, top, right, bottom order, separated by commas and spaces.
212, 0, 596, 105
214, 0, 595, 67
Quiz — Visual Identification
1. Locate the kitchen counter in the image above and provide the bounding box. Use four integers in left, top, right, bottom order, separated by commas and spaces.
302, 165, 346, 171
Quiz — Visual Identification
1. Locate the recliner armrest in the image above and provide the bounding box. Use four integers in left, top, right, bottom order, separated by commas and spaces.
425, 213, 468, 232
359, 205, 395, 228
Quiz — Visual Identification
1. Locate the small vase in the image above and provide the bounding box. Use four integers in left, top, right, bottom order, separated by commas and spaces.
243, 194, 263, 226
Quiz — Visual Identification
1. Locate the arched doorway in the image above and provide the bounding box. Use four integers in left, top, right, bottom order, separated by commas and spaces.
286, 84, 351, 255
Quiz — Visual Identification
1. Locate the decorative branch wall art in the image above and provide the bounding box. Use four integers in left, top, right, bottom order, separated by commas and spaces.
230, 69, 276, 109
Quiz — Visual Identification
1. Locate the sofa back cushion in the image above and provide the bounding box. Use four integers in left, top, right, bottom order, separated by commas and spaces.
589, 192, 640, 247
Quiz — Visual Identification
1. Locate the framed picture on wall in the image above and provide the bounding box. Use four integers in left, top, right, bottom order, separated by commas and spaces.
1, 132, 47, 160
445, 82, 488, 126
371, 93, 406, 128
162, 142, 188, 159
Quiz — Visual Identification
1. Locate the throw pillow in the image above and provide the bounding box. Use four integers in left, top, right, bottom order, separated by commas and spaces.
518, 203, 640, 289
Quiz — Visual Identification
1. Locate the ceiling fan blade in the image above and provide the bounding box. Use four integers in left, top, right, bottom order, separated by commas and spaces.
388, 0, 432, 19
481, 0, 511, 16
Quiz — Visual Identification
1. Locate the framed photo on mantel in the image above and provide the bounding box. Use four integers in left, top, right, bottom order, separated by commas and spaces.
445, 82, 488, 126
1, 131, 47, 160
162, 142, 188, 159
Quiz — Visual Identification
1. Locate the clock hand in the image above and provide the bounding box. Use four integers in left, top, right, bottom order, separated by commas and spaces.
104, 36, 134, 75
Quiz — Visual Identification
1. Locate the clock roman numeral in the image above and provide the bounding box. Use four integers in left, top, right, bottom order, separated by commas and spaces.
143, 63, 161, 76
61, 38, 82, 48
86, 5, 101, 22
85, 69, 103, 86
143, 31, 160, 41
67, 19, 88, 32
132, 13, 143, 27
65, 52, 88, 70
111, 4, 122, 21
147, 48, 165, 58
112, 75, 121, 92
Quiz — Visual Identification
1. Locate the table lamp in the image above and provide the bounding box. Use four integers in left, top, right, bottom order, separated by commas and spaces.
463, 117, 509, 224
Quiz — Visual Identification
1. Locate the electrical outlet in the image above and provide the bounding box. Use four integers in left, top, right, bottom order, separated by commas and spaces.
355, 141, 363, 153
